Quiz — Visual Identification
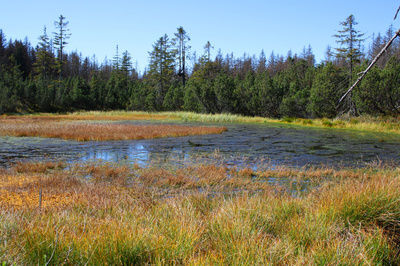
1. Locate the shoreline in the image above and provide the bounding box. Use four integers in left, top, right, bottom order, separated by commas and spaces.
3, 111, 400, 136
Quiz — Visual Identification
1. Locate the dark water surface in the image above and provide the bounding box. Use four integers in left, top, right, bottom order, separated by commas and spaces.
1, 121, 400, 168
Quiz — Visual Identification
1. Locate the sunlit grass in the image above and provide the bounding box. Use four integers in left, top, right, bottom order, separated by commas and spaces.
4, 111, 399, 135
0, 117, 227, 141
164, 112, 400, 135
1, 161, 400, 264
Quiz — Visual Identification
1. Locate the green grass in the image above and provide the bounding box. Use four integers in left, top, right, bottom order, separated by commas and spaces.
8, 110, 400, 136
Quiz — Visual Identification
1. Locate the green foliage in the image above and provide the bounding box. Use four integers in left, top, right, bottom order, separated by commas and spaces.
33, 26, 56, 79
257, 71, 282, 117
183, 86, 202, 112
88, 73, 105, 109
129, 81, 147, 111
0, 19, 399, 119
354, 57, 400, 115
163, 84, 184, 111
279, 59, 314, 118
53, 15, 71, 78
105, 71, 129, 109
333, 14, 365, 115
0, 57, 24, 113
380, 57, 400, 115
71, 77, 91, 109
147, 34, 176, 109
187, 61, 221, 113
214, 71, 235, 113
334, 14, 365, 69
353, 63, 385, 115
309, 63, 347, 118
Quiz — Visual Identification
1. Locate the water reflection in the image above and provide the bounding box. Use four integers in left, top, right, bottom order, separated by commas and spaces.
80, 143, 150, 165
1, 122, 400, 168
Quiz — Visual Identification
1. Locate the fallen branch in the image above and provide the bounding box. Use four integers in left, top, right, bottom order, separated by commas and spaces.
395, 5, 400, 20
338, 29, 400, 105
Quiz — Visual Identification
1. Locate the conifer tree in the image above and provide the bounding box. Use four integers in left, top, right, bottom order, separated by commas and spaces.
256, 50, 267, 73
173, 27, 190, 86
309, 63, 347, 118
113, 45, 120, 70
334, 14, 364, 115
148, 34, 176, 108
203, 41, 213, 62
0, 30, 5, 64
53, 15, 71, 79
121, 50, 132, 77
34, 26, 55, 78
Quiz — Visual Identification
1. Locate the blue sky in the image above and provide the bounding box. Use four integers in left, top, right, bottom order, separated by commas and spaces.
1, 1, 399, 73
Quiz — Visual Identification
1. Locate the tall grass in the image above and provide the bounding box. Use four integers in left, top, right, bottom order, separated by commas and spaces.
5, 111, 400, 135
1, 161, 400, 264
165, 112, 400, 135
0, 118, 227, 141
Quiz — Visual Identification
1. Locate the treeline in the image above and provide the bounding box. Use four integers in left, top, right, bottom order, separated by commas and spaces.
1, 15, 400, 117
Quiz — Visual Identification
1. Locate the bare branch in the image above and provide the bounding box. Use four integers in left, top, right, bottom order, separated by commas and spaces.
338, 29, 400, 105
394, 5, 400, 20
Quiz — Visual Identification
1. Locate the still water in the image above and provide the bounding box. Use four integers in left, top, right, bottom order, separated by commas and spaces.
1, 121, 399, 168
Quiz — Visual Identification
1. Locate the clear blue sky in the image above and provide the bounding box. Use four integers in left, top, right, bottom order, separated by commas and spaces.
1, 1, 399, 73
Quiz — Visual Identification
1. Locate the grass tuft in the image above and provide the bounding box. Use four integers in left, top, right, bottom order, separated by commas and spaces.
0, 116, 227, 141
1, 161, 400, 264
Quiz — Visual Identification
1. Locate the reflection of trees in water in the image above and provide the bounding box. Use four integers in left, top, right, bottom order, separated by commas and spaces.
82, 142, 189, 165
2, 124, 400, 168
84, 143, 140, 163
146, 143, 188, 164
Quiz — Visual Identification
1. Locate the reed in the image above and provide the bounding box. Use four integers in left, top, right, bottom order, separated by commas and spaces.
1, 161, 400, 264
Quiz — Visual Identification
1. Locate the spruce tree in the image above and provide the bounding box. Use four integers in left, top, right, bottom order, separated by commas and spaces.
173, 27, 190, 86
148, 34, 176, 109
34, 26, 56, 78
53, 15, 71, 79
0, 30, 5, 67
121, 50, 132, 77
203, 41, 213, 62
113, 45, 120, 70
333, 14, 364, 115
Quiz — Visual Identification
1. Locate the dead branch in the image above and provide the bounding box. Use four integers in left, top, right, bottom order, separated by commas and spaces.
338, 29, 400, 105
395, 5, 400, 20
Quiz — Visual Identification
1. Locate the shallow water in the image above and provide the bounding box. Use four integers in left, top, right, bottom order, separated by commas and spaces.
1, 121, 400, 168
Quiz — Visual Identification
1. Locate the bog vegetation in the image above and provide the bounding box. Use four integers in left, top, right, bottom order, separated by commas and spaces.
2, 12, 400, 266
5, 111, 400, 136
1, 15, 400, 118
1, 160, 400, 264
0, 116, 227, 141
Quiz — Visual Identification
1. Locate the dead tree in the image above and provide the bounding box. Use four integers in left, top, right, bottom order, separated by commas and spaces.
338, 29, 400, 104
395, 5, 400, 20
338, 6, 400, 105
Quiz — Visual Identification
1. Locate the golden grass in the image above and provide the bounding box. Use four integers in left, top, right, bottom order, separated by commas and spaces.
165, 112, 400, 135
1, 161, 400, 264
0, 117, 227, 141
4, 111, 400, 135
2, 111, 170, 121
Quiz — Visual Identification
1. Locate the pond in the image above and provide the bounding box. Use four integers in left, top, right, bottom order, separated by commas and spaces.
1, 121, 400, 168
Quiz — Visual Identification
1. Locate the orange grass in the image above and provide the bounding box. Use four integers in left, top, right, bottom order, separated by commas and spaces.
1, 161, 400, 264
0, 118, 227, 141
1, 113, 171, 121
0, 161, 287, 210
0, 161, 384, 211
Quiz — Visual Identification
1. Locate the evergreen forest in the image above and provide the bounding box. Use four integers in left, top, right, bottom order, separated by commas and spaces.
1, 14, 400, 118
